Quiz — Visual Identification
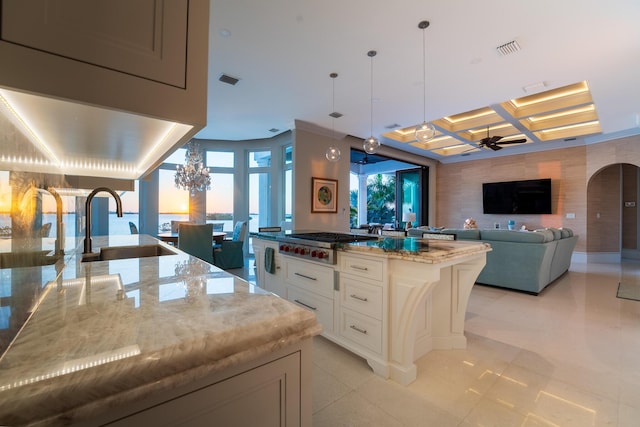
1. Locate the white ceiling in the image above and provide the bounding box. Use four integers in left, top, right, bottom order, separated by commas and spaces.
198, 0, 640, 162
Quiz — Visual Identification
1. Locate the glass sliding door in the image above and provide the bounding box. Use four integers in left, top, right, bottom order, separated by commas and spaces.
396, 167, 428, 229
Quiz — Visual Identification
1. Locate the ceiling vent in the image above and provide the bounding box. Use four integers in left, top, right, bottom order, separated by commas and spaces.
268, 128, 280, 133
329, 112, 343, 118
219, 74, 240, 85
496, 40, 521, 56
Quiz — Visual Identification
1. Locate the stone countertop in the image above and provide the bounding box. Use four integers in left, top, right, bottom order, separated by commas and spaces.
0, 235, 321, 426
250, 231, 491, 264
341, 237, 491, 264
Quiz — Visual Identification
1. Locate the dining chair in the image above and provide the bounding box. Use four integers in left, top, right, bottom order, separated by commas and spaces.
171, 220, 191, 233
213, 221, 247, 269
39, 222, 52, 237
129, 222, 138, 234
178, 223, 214, 264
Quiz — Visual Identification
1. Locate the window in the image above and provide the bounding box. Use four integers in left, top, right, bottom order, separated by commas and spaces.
158, 169, 189, 232
366, 173, 396, 225
249, 171, 269, 232
206, 151, 235, 232
250, 150, 271, 168
206, 173, 234, 232
249, 150, 272, 232
284, 145, 292, 224
207, 151, 234, 168
0, 171, 10, 234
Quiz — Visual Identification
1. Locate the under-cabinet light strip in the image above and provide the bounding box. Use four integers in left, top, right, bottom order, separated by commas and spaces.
0, 92, 62, 166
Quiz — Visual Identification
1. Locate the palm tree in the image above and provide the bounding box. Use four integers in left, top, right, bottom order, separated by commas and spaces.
366, 174, 396, 224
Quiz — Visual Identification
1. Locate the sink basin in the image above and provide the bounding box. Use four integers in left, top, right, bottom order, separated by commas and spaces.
82, 244, 177, 262
0, 251, 62, 269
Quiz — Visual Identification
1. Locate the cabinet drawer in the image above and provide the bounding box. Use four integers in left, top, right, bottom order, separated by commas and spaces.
338, 309, 382, 354
284, 258, 334, 298
339, 254, 384, 282
287, 286, 333, 334
339, 276, 383, 320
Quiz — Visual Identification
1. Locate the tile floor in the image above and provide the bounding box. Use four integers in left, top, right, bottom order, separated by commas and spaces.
234, 258, 640, 426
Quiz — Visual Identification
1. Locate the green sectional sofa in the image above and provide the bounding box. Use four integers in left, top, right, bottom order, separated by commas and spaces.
408, 227, 578, 295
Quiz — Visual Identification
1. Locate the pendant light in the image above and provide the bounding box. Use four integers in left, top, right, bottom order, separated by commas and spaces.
415, 20, 436, 143
363, 50, 381, 154
326, 72, 341, 162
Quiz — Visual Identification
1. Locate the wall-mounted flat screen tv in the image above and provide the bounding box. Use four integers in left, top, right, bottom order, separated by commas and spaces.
482, 178, 552, 214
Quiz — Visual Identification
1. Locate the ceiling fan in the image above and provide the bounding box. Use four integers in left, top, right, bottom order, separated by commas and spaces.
477, 126, 527, 151
354, 153, 371, 164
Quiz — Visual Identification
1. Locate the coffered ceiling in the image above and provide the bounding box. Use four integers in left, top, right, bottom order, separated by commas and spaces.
200, 0, 640, 163
385, 81, 601, 157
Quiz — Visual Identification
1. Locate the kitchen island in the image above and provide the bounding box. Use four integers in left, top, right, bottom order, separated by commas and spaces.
0, 235, 320, 426
252, 231, 490, 385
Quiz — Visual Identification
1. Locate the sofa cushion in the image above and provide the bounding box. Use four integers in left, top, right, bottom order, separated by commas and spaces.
546, 227, 562, 240
480, 229, 549, 243
560, 227, 573, 238
441, 229, 481, 240
530, 229, 555, 242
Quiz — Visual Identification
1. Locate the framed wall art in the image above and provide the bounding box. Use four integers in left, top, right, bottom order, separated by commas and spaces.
311, 177, 338, 213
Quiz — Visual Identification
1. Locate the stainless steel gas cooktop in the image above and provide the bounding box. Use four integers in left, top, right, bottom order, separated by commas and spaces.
277, 232, 378, 264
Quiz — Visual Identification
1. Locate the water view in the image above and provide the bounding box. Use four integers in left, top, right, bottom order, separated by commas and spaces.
0, 213, 242, 238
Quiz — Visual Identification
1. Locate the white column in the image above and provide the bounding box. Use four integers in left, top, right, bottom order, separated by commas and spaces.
358, 174, 367, 226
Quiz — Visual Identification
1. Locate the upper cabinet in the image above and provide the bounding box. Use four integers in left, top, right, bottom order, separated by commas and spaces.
2, 0, 189, 89
0, 0, 209, 179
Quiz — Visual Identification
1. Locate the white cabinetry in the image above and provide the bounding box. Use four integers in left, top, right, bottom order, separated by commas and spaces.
0, 0, 208, 125
334, 252, 388, 373
252, 239, 286, 297
252, 238, 488, 386
284, 257, 335, 334
98, 340, 313, 427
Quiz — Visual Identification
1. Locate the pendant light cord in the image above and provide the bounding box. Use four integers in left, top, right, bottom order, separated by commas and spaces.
331, 72, 337, 137
418, 20, 430, 123
422, 25, 426, 122
368, 50, 377, 136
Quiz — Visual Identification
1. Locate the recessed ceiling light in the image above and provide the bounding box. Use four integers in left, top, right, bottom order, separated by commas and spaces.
269, 128, 280, 133
329, 112, 343, 118
219, 29, 231, 37
522, 82, 546, 94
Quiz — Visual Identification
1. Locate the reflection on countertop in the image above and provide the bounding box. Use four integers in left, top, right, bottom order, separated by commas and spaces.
344, 236, 491, 263
0, 234, 320, 426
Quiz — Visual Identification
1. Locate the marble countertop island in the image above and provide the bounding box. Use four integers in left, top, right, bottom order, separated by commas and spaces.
0, 235, 321, 426
342, 236, 491, 263
250, 230, 491, 263
251, 230, 491, 386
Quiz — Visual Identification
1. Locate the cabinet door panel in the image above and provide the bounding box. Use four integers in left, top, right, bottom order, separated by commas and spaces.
1, 0, 187, 87
340, 276, 383, 320
110, 353, 301, 427
287, 286, 333, 334
339, 254, 384, 281
284, 258, 334, 298
338, 309, 382, 354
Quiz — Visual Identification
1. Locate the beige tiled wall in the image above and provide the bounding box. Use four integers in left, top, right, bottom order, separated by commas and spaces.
436, 145, 589, 252
436, 134, 640, 255
622, 164, 638, 250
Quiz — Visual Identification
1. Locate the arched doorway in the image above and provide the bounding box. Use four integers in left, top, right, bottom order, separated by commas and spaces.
587, 163, 640, 261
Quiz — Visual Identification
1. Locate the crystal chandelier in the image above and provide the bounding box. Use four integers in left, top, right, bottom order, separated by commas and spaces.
174, 142, 211, 196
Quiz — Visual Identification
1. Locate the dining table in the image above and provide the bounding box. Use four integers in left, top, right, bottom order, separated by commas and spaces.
157, 231, 227, 246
